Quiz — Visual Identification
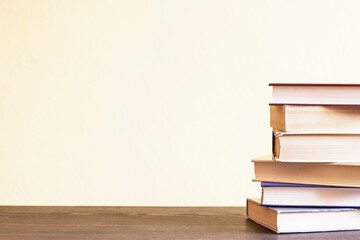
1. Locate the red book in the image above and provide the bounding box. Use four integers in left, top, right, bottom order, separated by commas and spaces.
269, 83, 360, 105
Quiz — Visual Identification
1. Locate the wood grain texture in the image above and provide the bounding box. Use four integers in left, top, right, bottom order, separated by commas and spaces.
0, 206, 357, 239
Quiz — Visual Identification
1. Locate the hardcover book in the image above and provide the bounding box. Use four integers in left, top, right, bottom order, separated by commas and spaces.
261, 182, 360, 207
270, 105, 360, 133
273, 132, 360, 162
252, 155, 360, 187
270, 83, 360, 105
247, 198, 360, 233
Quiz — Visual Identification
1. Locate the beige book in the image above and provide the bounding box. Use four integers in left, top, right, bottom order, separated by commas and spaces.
270, 105, 360, 133
273, 132, 360, 162
253, 155, 360, 187
247, 198, 360, 233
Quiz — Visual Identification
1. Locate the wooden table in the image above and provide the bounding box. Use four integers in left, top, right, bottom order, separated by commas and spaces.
0, 206, 357, 239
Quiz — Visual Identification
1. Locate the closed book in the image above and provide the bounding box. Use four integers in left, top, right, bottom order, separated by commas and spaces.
247, 198, 360, 233
273, 132, 360, 162
270, 105, 360, 133
270, 83, 360, 105
261, 182, 360, 207
253, 155, 360, 187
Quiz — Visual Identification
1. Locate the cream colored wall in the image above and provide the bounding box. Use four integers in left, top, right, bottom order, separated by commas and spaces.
0, 0, 359, 205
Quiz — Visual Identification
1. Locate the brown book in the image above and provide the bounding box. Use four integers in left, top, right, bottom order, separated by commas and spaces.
247, 198, 360, 233
273, 133, 360, 162
270, 83, 360, 105
270, 105, 360, 133
253, 155, 360, 187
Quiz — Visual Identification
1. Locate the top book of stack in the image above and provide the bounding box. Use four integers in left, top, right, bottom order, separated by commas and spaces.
270, 83, 360, 105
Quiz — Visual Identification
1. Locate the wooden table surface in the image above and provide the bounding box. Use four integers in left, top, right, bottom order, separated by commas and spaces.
0, 206, 357, 239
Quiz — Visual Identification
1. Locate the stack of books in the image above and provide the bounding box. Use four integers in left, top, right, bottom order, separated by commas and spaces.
247, 83, 360, 233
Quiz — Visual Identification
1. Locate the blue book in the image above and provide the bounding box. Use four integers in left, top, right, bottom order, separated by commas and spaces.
260, 182, 360, 207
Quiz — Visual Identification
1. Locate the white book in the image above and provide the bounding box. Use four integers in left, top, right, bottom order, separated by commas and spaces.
261, 182, 360, 207
247, 198, 360, 233
273, 132, 360, 162
270, 83, 360, 105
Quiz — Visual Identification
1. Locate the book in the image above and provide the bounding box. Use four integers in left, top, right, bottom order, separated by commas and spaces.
273, 132, 360, 162
270, 105, 360, 133
253, 155, 360, 187
261, 182, 360, 207
247, 198, 360, 233
270, 83, 360, 105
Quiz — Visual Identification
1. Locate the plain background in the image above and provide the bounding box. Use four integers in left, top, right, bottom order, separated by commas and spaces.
1, 0, 360, 205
